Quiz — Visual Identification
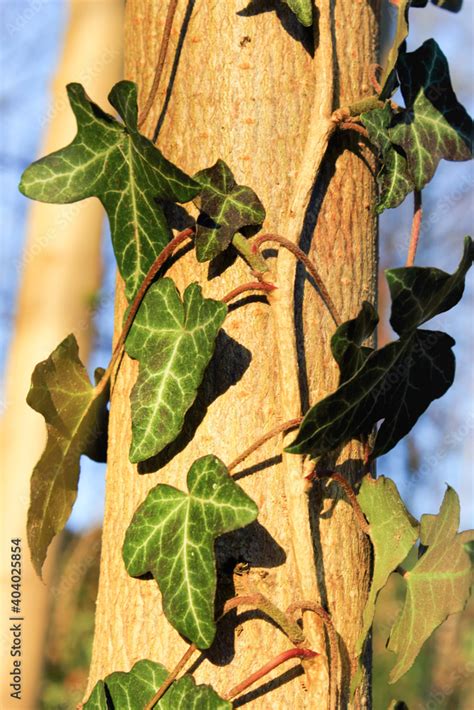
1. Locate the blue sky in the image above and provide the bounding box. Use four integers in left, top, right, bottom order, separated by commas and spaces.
1, 1, 472, 530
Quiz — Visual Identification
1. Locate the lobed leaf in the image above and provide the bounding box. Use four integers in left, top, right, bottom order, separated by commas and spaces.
379, 0, 410, 99
356, 476, 419, 653
387, 487, 473, 682
123, 455, 258, 648
390, 40, 473, 190
19, 81, 199, 300
193, 160, 265, 262
387, 236, 473, 334
281, 0, 313, 26
361, 105, 415, 212
125, 279, 227, 463
287, 239, 472, 460
84, 659, 231, 709
331, 301, 378, 384
26, 335, 108, 576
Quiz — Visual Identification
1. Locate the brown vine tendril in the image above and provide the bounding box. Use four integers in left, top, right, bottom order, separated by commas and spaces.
286, 601, 339, 710
95, 227, 194, 397
220, 594, 305, 645
138, 0, 179, 129
221, 281, 277, 304
227, 418, 302, 474
222, 647, 318, 701
252, 233, 341, 326
143, 642, 197, 710
406, 190, 423, 267
310, 470, 370, 535
338, 122, 370, 139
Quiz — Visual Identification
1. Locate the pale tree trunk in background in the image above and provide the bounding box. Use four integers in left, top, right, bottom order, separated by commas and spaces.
0, 2, 122, 708
88, 1, 378, 707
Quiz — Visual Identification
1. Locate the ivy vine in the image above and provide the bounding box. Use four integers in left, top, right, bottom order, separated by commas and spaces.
19, 1, 472, 707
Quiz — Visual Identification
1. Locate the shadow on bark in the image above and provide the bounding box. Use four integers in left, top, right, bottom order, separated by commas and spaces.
237, 0, 316, 56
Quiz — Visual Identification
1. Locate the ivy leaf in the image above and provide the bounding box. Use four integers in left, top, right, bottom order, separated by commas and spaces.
27, 335, 109, 576
125, 279, 227, 463
123, 455, 258, 648
287, 238, 472, 460
286, 328, 455, 460
361, 105, 415, 212
19, 81, 199, 300
281, 0, 313, 26
390, 40, 473, 190
387, 487, 473, 682
84, 660, 231, 709
331, 301, 378, 384
356, 476, 419, 653
387, 236, 473, 335
379, 0, 410, 99
193, 160, 265, 262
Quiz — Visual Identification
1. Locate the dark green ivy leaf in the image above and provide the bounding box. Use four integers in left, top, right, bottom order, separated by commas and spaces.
281, 0, 313, 26
19, 81, 199, 300
125, 278, 227, 463
286, 329, 455, 460
84, 659, 231, 709
387, 236, 473, 335
193, 160, 265, 262
361, 105, 415, 212
286, 239, 472, 460
379, 0, 410, 99
123, 455, 258, 648
387, 487, 473, 682
27, 335, 109, 576
331, 301, 378, 384
390, 40, 473, 190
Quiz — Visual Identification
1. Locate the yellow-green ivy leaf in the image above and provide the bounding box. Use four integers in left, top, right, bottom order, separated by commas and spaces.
27, 335, 108, 576
123, 455, 258, 648
387, 486, 473, 682
193, 160, 265, 262
125, 279, 227, 463
19, 81, 199, 300
356, 476, 419, 654
282, 0, 313, 27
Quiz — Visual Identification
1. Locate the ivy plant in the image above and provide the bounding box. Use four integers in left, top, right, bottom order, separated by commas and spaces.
19, 0, 473, 706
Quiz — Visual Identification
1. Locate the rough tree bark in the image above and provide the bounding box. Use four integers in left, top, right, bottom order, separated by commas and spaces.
0, 2, 122, 707
88, 2, 379, 707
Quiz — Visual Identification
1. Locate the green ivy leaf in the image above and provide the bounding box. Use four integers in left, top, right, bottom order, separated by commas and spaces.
125, 279, 227, 463
356, 476, 419, 654
387, 236, 473, 335
123, 455, 258, 648
26, 335, 108, 576
387, 487, 473, 682
281, 0, 313, 26
331, 301, 378, 384
286, 328, 455, 459
390, 40, 473, 190
361, 105, 415, 212
19, 81, 199, 300
379, 0, 410, 99
287, 239, 472, 460
84, 659, 231, 709
193, 160, 265, 262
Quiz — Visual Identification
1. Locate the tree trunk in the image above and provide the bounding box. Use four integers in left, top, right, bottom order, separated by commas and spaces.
0, 2, 122, 707
88, 1, 378, 707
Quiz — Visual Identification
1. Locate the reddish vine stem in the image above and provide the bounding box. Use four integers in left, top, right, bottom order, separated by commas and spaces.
252, 233, 341, 326
406, 190, 423, 267
338, 122, 369, 139
311, 471, 370, 535
286, 602, 339, 710
138, 0, 179, 128
222, 648, 318, 701
143, 642, 197, 710
95, 227, 194, 396
220, 594, 305, 645
221, 281, 277, 304
227, 418, 302, 474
